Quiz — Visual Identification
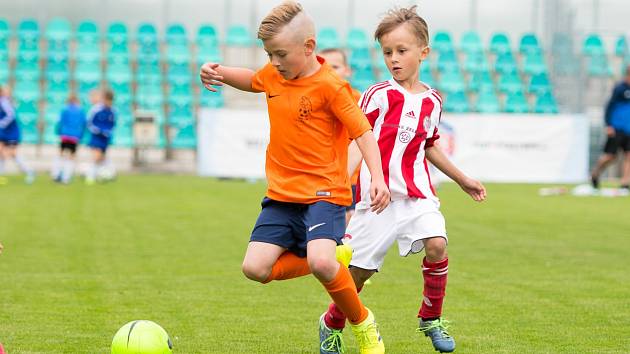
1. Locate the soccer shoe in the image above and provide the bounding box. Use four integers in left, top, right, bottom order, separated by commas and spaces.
319, 313, 345, 354
335, 244, 352, 267
350, 308, 384, 354
418, 318, 456, 353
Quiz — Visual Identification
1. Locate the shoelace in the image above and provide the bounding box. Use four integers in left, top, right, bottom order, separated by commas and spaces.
416, 318, 452, 338
321, 329, 345, 353
356, 321, 380, 348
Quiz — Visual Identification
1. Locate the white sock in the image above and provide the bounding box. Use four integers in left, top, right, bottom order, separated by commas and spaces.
14, 156, 32, 175
0, 158, 5, 176
61, 159, 75, 183
51, 156, 63, 179
87, 162, 98, 181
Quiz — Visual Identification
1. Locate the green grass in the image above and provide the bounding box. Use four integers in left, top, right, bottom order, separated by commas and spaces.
1, 176, 629, 353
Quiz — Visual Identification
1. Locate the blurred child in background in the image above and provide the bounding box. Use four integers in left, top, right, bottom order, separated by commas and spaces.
0, 85, 35, 184
51, 94, 86, 184
85, 88, 116, 184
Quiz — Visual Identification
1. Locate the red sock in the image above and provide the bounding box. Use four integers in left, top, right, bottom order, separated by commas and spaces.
324, 286, 363, 329
419, 257, 448, 319
263, 251, 311, 283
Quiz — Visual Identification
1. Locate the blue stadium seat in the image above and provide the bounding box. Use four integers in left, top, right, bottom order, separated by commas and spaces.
528, 73, 552, 95
468, 70, 494, 93
17, 19, 40, 61
504, 91, 529, 113
494, 52, 518, 74
347, 28, 370, 50
474, 89, 501, 113
534, 92, 558, 114
489, 32, 511, 54
436, 50, 459, 73
460, 31, 483, 54
136, 62, 162, 85
166, 23, 187, 45
519, 33, 541, 55
226, 25, 252, 46
350, 67, 375, 92
419, 64, 436, 87
45, 18, 72, 43
432, 31, 454, 53
443, 91, 469, 113
76, 21, 99, 43
583, 33, 604, 56
463, 51, 489, 73
522, 51, 547, 75
439, 70, 466, 94
615, 35, 628, 57
170, 121, 196, 149
317, 27, 340, 50
587, 54, 612, 77
136, 84, 164, 111
0, 18, 9, 42
349, 48, 372, 70
197, 24, 219, 47
497, 71, 523, 94
46, 61, 70, 82
0, 58, 8, 84
200, 87, 224, 108
14, 60, 41, 81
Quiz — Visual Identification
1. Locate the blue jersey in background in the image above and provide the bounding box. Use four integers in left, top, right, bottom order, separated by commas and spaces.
605, 82, 630, 134
0, 96, 20, 143
57, 103, 86, 142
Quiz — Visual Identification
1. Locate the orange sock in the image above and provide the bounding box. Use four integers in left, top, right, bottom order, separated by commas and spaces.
263, 251, 311, 283
322, 264, 368, 324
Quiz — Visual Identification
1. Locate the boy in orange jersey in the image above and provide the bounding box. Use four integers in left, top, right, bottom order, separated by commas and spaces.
319, 48, 361, 225
200, 2, 389, 353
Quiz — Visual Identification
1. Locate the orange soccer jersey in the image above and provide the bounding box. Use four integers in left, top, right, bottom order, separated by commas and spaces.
350, 87, 362, 186
251, 56, 371, 206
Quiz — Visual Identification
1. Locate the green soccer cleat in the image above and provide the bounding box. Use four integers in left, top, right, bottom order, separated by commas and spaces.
418, 318, 456, 353
350, 308, 384, 354
319, 313, 345, 354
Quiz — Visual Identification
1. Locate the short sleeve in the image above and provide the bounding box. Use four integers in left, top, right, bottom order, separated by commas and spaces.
330, 84, 371, 139
251, 63, 272, 92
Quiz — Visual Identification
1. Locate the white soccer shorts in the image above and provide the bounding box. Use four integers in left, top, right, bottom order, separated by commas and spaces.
344, 198, 447, 271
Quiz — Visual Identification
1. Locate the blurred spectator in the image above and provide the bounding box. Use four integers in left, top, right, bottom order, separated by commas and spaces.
0, 85, 35, 184
51, 94, 86, 184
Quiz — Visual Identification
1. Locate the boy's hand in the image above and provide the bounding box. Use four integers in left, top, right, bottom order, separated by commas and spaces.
200, 63, 225, 92
369, 178, 390, 214
459, 177, 486, 202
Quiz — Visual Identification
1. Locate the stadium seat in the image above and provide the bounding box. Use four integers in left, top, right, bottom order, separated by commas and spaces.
528, 73, 552, 95
504, 91, 529, 113
347, 27, 370, 50
0, 58, 8, 84
106, 62, 132, 84
136, 62, 162, 85
463, 51, 489, 73
136, 84, 164, 110
494, 52, 518, 74
615, 35, 628, 57
419, 64, 436, 87
583, 33, 604, 56
197, 43, 222, 66
166, 23, 187, 45
45, 18, 72, 43
20, 121, 40, 144
349, 48, 372, 70
107, 22, 129, 63
197, 24, 219, 47
432, 31, 454, 53
436, 50, 459, 73
167, 64, 192, 86
522, 51, 548, 75
170, 121, 196, 149
460, 30, 483, 54
439, 70, 466, 94
351, 67, 376, 92
474, 89, 501, 113
226, 25, 252, 46
76, 21, 99, 43
17, 19, 40, 61
519, 33, 541, 55
46, 80, 70, 107
468, 70, 494, 93
443, 91, 469, 112
0, 18, 9, 42
136, 26, 160, 66
112, 122, 134, 147
497, 71, 523, 94
200, 87, 224, 108
587, 54, 612, 77
534, 92, 558, 114
76, 29, 102, 64
14, 60, 41, 81
46, 61, 70, 83
165, 24, 191, 66
317, 27, 340, 50
489, 32, 511, 54
0, 19, 9, 61
137, 23, 158, 46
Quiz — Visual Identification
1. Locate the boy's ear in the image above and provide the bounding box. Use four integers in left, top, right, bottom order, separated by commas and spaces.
304, 37, 316, 56
420, 46, 431, 62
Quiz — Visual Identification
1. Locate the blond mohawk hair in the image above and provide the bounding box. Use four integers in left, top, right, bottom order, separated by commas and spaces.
257, 1, 304, 41
374, 5, 429, 46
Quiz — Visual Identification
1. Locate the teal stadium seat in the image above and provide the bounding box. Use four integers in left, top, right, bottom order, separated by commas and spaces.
497, 71, 523, 94
317, 27, 340, 50
522, 51, 547, 75
419, 64, 435, 87
494, 52, 518, 74
45, 18, 71, 52
136, 84, 164, 111
489, 32, 511, 54
77, 21, 98, 42
349, 48, 372, 70
15, 58, 41, 81
14, 80, 41, 103
170, 121, 196, 149
528, 73, 552, 95
460, 31, 483, 54
106, 62, 132, 84
46, 61, 70, 82
136, 23, 160, 65
112, 122, 133, 147
443, 91, 469, 113
167, 64, 192, 86
0, 59, 8, 84
534, 92, 558, 114
463, 51, 489, 73
136, 62, 162, 85
552, 33, 578, 75
0, 19, 9, 62
107, 22, 129, 63
76, 21, 101, 64
17, 19, 40, 63
474, 89, 501, 113
468, 70, 494, 93
350, 67, 375, 92
197, 24, 221, 64
75, 61, 102, 95
519, 33, 541, 55
583, 33, 604, 56
437, 50, 459, 73
438, 70, 466, 94
166, 24, 191, 65
200, 87, 224, 108
166, 23, 187, 45
587, 54, 612, 77
226, 25, 252, 46
432, 31, 454, 53
20, 121, 40, 144
197, 24, 218, 47
615, 35, 628, 57
347, 28, 369, 50
504, 91, 529, 113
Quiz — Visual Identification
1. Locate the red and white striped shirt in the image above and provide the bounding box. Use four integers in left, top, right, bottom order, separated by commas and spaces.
356, 79, 443, 206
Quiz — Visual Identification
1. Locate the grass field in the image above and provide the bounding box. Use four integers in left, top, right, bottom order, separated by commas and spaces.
1, 175, 629, 353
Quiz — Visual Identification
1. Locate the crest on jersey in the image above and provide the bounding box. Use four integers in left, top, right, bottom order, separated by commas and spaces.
399, 131, 412, 143
298, 96, 312, 122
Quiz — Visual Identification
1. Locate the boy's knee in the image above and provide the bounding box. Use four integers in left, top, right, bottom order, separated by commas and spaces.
241, 261, 270, 283
308, 256, 338, 280
424, 237, 448, 261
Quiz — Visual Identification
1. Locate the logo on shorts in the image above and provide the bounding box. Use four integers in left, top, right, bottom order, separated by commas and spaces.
308, 223, 326, 232
399, 131, 412, 143
343, 233, 352, 240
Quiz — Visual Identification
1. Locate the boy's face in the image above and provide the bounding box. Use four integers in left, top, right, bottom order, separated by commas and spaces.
89, 90, 101, 105
379, 24, 429, 82
263, 27, 314, 80
320, 51, 351, 80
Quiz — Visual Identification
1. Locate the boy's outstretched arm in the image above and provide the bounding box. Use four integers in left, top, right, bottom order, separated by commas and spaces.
199, 63, 262, 93
426, 146, 486, 202
347, 140, 362, 177
354, 130, 390, 213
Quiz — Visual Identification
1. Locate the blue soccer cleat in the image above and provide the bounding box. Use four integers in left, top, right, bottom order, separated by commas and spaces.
319, 313, 345, 354
418, 318, 456, 353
